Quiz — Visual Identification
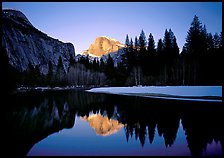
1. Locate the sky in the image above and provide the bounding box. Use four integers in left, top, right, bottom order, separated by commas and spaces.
2, 2, 222, 54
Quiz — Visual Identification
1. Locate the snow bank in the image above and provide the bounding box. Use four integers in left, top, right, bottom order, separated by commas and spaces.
86, 86, 222, 102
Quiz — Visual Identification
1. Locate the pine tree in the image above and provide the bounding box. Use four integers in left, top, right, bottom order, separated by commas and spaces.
169, 29, 179, 57
105, 54, 115, 84
145, 33, 157, 77
184, 15, 207, 57
162, 29, 180, 84
100, 58, 105, 72
139, 29, 147, 52
138, 30, 147, 75
172, 36, 179, 57
183, 15, 211, 84
163, 29, 172, 56
219, 32, 222, 48
127, 37, 135, 71
201, 25, 208, 54
125, 34, 130, 47
207, 33, 214, 50
122, 34, 130, 70
157, 39, 163, 54
213, 33, 220, 49
134, 36, 139, 47
92, 58, 99, 71
147, 33, 156, 53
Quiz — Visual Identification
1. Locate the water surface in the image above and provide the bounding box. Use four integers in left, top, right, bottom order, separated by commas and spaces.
5, 89, 223, 156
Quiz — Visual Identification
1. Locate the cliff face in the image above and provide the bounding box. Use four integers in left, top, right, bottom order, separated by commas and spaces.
82, 36, 124, 57
2, 9, 75, 75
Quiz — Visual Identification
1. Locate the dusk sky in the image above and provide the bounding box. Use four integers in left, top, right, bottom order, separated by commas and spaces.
2, 2, 222, 54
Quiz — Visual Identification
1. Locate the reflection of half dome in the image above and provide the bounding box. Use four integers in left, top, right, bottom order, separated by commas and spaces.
81, 114, 124, 136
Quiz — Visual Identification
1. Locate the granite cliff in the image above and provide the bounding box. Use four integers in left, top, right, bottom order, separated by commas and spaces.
2, 9, 75, 75
82, 36, 124, 57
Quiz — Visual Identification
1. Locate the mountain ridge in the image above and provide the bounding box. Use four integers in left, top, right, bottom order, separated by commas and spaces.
81, 36, 125, 57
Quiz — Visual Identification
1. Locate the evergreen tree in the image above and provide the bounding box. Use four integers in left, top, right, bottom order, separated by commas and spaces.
201, 25, 208, 53
184, 15, 207, 57
130, 38, 133, 48
134, 36, 139, 50
145, 33, 157, 77
213, 33, 220, 49
183, 15, 211, 84
125, 34, 130, 47
219, 32, 222, 48
100, 58, 105, 72
162, 29, 180, 84
138, 30, 147, 75
163, 29, 172, 55
156, 39, 164, 77
169, 29, 179, 57
106, 55, 114, 70
127, 37, 136, 71
207, 33, 214, 50
92, 58, 98, 71
122, 34, 130, 70
147, 33, 156, 53
105, 54, 115, 84
129, 38, 136, 65
139, 29, 147, 51
157, 39, 163, 54
172, 36, 179, 57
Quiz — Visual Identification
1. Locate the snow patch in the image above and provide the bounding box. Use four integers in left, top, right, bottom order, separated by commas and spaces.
86, 86, 222, 102
101, 36, 120, 43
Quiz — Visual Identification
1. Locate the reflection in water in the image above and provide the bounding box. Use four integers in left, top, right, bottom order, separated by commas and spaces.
5, 89, 224, 156
81, 113, 124, 136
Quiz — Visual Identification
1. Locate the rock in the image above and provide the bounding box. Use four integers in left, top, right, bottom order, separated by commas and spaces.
82, 36, 125, 57
2, 9, 76, 75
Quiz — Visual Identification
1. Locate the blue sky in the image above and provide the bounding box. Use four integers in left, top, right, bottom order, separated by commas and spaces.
2, 2, 222, 54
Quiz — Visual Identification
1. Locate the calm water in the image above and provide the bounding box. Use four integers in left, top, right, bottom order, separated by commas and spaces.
5, 89, 223, 156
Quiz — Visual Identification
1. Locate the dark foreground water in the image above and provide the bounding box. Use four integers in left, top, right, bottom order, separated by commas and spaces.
4, 89, 223, 156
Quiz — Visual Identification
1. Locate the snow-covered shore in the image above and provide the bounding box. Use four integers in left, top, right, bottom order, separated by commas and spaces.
86, 86, 222, 102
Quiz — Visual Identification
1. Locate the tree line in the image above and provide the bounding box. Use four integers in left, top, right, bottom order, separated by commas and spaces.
115, 15, 222, 86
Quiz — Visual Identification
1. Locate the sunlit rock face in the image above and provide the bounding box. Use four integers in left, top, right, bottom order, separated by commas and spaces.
81, 114, 124, 136
2, 9, 75, 75
82, 36, 125, 57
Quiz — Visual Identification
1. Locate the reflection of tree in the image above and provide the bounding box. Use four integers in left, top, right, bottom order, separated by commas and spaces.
139, 123, 146, 147
148, 121, 156, 144
157, 111, 180, 148
6, 90, 223, 156
181, 103, 224, 156
5, 91, 77, 156
119, 99, 181, 148
113, 95, 223, 156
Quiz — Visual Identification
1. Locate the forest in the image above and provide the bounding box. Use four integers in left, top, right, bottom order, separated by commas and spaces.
2, 15, 223, 91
